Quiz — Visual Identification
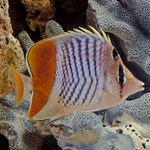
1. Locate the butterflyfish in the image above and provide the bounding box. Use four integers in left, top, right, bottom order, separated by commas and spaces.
9, 26, 144, 121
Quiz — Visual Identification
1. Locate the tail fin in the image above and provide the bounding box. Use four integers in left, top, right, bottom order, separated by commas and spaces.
9, 66, 33, 107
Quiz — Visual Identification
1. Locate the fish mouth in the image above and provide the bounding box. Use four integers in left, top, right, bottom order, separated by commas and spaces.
138, 80, 145, 91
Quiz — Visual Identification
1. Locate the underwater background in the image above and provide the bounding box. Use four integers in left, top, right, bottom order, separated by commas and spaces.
0, 0, 150, 149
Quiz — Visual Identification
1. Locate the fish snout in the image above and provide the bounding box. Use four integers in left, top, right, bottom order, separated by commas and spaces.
134, 79, 145, 92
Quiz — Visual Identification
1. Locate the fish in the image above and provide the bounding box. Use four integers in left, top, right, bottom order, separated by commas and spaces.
9, 26, 144, 121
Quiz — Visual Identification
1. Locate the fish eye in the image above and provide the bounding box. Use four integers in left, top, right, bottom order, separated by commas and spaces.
112, 48, 119, 60
116, 65, 127, 85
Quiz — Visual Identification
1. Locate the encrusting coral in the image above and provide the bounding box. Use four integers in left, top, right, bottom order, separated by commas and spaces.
20, 0, 55, 32
0, 0, 24, 97
102, 92, 150, 150
0, 93, 44, 150
49, 112, 135, 150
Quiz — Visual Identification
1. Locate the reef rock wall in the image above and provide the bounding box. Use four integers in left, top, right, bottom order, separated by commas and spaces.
0, 0, 24, 97
20, 0, 55, 32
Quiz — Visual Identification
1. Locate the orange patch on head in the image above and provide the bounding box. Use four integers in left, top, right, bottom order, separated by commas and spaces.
27, 39, 56, 119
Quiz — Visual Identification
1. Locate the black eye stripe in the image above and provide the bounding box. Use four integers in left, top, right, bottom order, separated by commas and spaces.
118, 65, 124, 85
112, 48, 119, 60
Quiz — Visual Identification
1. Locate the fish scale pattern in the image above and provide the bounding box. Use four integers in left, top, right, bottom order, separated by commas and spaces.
54, 34, 105, 107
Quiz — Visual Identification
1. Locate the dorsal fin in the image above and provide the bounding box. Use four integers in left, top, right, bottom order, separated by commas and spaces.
73, 28, 85, 34
99, 27, 111, 42
88, 25, 102, 37
50, 26, 110, 44
67, 26, 110, 43
78, 27, 93, 35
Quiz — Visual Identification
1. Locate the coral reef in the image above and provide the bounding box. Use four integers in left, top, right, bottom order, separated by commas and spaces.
0, 0, 150, 149
0, 0, 24, 97
102, 92, 150, 150
50, 112, 135, 150
87, 0, 150, 75
104, 93, 150, 125
0, 93, 43, 150
20, 0, 55, 32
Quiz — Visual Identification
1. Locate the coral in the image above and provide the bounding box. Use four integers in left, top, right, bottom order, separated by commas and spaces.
87, 0, 150, 75
104, 93, 150, 125
0, 93, 43, 150
101, 93, 150, 149
41, 20, 64, 39
21, 0, 55, 32
104, 122, 150, 150
25, 119, 51, 136
0, 0, 24, 97
50, 112, 135, 150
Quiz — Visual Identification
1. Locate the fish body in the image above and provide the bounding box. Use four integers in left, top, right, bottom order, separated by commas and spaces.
9, 27, 144, 121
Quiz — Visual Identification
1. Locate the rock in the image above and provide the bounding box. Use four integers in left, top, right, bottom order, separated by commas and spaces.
0, 0, 24, 97
21, 0, 55, 32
